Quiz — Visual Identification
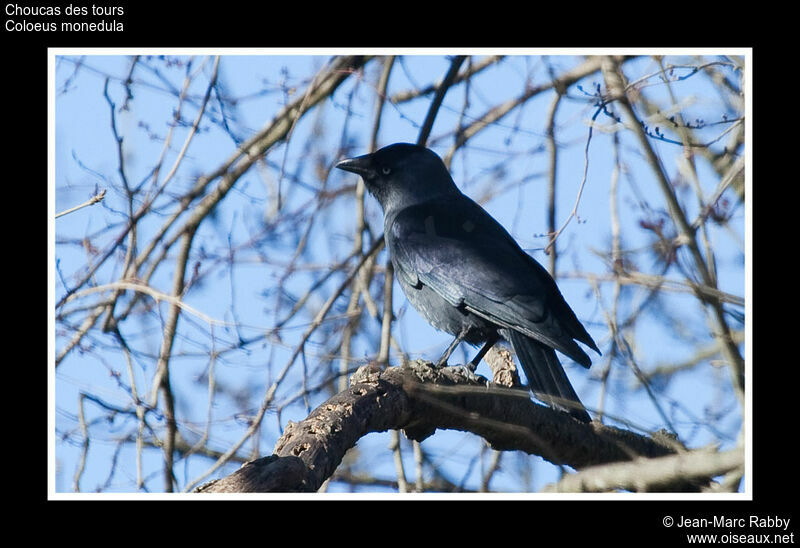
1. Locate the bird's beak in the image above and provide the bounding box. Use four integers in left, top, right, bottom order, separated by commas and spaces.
335, 152, 377, 180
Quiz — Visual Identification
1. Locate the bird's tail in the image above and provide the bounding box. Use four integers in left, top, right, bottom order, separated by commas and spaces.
504, 329, 591, 423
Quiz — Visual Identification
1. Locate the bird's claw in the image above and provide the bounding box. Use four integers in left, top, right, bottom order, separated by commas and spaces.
452, 363, 488, 386
430, 359, 484, 384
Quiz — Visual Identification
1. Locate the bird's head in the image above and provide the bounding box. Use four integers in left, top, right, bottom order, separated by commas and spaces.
336, 143, 460, 213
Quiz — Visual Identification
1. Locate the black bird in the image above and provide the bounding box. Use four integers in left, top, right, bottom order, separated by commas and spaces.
336, 143, 600, 422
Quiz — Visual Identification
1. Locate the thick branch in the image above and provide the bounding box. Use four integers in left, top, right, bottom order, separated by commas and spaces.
542, 447, 743, 493
197, 360, 690, 493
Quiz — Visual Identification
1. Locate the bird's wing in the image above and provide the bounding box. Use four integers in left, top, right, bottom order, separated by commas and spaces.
388, 197, 598, 367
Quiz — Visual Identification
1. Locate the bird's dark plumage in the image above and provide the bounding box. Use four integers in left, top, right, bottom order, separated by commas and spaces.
336, 143, 599, 422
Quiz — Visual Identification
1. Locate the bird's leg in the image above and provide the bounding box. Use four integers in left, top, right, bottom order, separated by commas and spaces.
465, 334, 499, 372
436, 326, 470, 367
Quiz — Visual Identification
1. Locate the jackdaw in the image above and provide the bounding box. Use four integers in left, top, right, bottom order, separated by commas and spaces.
336, 143, 600, 422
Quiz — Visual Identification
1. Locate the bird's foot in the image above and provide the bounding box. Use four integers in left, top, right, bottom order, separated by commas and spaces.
430, 358, 487, 386
451, 363, 487, 386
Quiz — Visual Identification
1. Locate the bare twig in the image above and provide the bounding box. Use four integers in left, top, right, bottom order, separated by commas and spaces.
601, 56, 744, 401
417, 55, 467, 147
55, 189, 106, 219
544, 92, 562, 268
183, 235, 386, 492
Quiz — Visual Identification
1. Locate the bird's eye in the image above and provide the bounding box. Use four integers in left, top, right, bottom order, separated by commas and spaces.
381, 166, 391, 175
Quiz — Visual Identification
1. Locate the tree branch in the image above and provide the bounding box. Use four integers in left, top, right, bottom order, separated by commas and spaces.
417, 55, 466, 146
542, 446, 743, 493
55, 189, 106, 219
600, 56, 744, 400
197, 360, 693, 493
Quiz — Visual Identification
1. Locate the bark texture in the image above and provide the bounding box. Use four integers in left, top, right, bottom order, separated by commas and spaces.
197, 360, 702, 493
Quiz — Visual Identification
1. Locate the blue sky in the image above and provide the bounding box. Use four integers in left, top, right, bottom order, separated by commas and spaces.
51, 51, 748, 495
